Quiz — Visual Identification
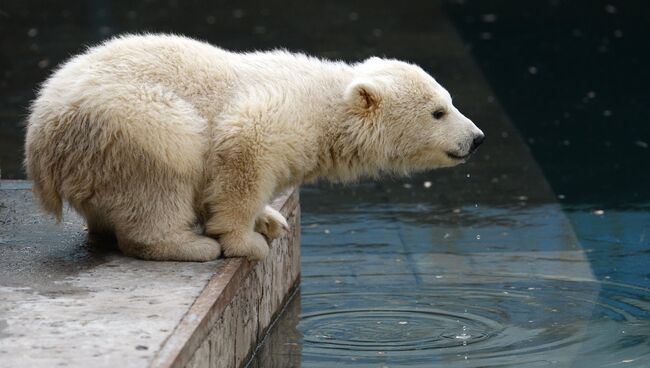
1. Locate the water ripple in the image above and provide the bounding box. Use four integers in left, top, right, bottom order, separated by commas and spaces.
302, 307, 499, 353
297, 282, 650, 366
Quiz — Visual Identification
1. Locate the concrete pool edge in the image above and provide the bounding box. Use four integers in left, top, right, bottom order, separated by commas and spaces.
0, 181, 301, 368
152, 188, 301, 368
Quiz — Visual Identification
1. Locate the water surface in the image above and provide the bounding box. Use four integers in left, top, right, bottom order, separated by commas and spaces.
247, 182, 649, 367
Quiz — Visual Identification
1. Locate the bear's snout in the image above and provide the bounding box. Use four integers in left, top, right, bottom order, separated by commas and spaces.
470, 133, 485, 152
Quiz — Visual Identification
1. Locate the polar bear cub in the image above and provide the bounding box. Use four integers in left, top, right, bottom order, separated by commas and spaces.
25, 34, 484, 262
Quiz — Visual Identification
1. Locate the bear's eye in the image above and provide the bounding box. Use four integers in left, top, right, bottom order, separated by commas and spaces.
432, 109, 446, 120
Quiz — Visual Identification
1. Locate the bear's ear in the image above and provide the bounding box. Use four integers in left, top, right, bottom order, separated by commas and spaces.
344, 78, 381, 114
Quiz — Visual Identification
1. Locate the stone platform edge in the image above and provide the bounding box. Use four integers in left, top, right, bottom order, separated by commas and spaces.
148, 188, 301, 368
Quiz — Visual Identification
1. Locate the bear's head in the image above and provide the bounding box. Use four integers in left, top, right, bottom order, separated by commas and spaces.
343, 57, 484, 176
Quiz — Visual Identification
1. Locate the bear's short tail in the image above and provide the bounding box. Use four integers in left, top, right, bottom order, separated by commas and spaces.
24, 133, 64, 222
31, 175, 64, 221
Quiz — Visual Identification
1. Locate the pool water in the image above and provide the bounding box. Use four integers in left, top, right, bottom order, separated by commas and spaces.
247, 182, 649, 367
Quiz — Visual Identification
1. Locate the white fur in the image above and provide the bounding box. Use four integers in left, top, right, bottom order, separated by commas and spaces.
25, 34, 483, 261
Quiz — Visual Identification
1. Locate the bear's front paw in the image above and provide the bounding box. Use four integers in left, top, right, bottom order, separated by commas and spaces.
255, 205, 290, 240
221, 231, 269, 261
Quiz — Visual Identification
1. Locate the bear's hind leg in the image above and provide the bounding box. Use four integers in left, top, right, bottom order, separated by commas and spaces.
117, 231, 221, 262
111, 188, 220, 261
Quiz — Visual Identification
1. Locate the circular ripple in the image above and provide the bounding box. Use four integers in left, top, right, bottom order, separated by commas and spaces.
297, 280, 650, 365
301, 308, 499, 352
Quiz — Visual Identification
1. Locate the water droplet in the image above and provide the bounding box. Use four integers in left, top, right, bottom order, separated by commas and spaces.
528, 66, 538, 75
403, 183, 412, 189
27, 28, 38, 37
205, 15, 216, 24
232, 9, 245, 18
587, 91, 596, 98
614, 29, 623, 38
481, 14, 497, 23
593, 209, 605, 216
466, 173, 471, 178
99, 26, 112, 36
605, 4, 617, 14
423, 181, 432, 188
37, 59, 50, 69
476, 235, 481, 240
603, 110, 613, 117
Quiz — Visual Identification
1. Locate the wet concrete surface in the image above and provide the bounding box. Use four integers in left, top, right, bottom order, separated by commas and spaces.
0, 180, 301, 368
0, 181, 110, 292
0, 181, 225, 367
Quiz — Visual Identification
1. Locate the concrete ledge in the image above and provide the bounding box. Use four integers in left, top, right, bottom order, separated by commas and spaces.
156, 191, 301, 368
0, 180, 300, 368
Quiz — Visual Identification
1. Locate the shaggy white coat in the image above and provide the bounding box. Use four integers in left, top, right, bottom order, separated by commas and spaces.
25, 34, 483, 261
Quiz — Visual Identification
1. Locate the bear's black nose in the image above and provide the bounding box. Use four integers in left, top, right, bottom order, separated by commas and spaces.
471, 133, 485, 152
